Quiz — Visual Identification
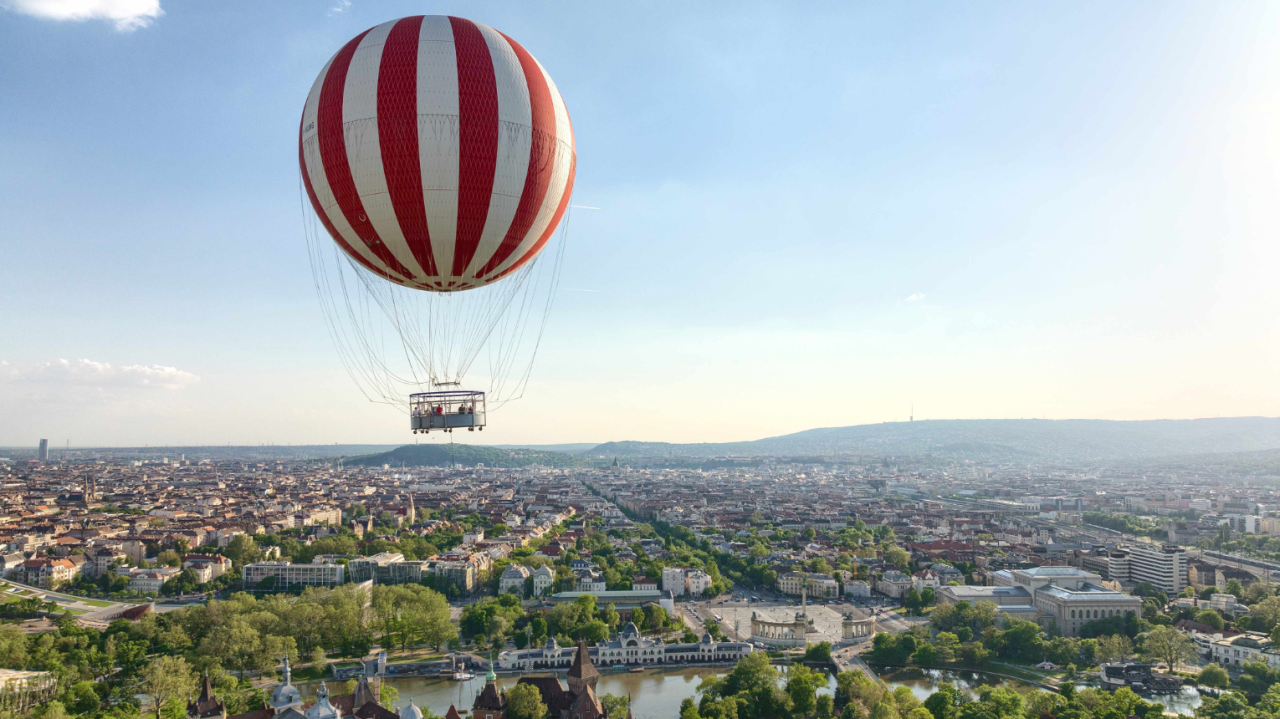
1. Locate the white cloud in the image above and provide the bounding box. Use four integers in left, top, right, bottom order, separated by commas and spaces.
1, 0, 162, 31
328, 0, 350, 16
905, 293, 926, 302
2, 358, 199, 391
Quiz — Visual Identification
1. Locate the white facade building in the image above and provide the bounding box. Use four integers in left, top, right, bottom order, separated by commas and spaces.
1127, 543, 1188, 595
242, 561, 345, 589
532, 565, 555, 597
497, 623, 753, 671
663, 567, 686, 596
685, 569, 712, 597
845, 580, 871, 598
499, 564, 531, 595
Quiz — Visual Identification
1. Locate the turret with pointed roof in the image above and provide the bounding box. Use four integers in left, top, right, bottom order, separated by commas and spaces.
187, 673, 227, 719
351, 676, 377, 712
565, 641, 599, 696
473, 667, 507, 719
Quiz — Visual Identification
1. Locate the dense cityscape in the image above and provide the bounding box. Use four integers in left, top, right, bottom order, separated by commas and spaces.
0, 440, 1278, 719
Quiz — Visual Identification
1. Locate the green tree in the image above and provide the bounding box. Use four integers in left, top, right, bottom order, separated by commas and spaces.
378, 683, 399, 709
1139, 625, 1195, 672
0, 623, 29, 667
786, 664, 822, 716
804, 642, 833, 663
870, 701, 900, 719
1197, 663, 1230, 689
141, 656, 196, 719
66, 681, 102, 715
1197, 609, 1225, 631
923, 682, 965, 719
884, 548, 910, 572
913, 643, 937, 666
598, 603, 621, 630
507, 683, 548, 719
225, 535, 262, 567
1226, 578, 1245, 599
600, 695, 630, 718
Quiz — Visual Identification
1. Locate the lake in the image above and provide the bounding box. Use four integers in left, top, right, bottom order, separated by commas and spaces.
299, 663, 1201, 718
302, 667, 732, 719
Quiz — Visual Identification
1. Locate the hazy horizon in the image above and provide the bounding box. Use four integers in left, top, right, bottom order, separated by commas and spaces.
2, 1, 1278, 447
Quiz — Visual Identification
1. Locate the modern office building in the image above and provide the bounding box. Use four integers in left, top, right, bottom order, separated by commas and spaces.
346, 552, 406, 583
242, 560, 345, 589
1081, 550, 1130, 582
1127, 543, 1188, 595
36, 440, 48, 462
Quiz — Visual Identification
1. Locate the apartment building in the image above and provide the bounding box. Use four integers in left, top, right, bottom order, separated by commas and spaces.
1081, 550, 1130, 582
532, 565, 555, 597
778, 572, 839, 598
500, 564, 531, 595
875, 571, 913, 598
20, 557, 81, 588
1127, 543, 1187, 595
685, 569, 712, 596
662, 566, 687, 596
183, 555, 231, 582
128, 567, 180, 593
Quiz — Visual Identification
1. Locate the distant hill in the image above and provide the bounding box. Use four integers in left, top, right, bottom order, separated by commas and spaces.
584, 417, 1280, 463
348, 443, 588, 468
490, 443, 600, 453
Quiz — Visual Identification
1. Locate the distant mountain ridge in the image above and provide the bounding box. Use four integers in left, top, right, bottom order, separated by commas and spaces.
582, 417, 1280, 462
349, 443, 586, 468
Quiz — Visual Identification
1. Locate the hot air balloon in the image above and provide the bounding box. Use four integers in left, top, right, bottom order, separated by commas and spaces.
298, 15, 576, 433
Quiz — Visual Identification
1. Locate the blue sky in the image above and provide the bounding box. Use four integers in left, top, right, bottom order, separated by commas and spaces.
1, 1, 1278, 447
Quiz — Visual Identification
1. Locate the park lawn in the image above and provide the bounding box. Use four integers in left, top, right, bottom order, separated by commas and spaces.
291, 665, 330, 682
386, 650, 448, 663
80, 599, 113, 607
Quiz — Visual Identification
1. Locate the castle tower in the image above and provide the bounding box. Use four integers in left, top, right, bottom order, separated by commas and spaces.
186, 673, 226, 719
566, 641, 599, 696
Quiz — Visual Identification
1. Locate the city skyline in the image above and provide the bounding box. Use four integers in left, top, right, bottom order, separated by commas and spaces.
3, 1, 1279, 447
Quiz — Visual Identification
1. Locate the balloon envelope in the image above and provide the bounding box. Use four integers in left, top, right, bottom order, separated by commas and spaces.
300, 15, 576, 292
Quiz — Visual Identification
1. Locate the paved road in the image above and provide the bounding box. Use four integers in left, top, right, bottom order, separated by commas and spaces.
0, 578, 185, 616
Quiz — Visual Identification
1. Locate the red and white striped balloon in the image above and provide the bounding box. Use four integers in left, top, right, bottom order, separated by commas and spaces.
300, 16, 576, 292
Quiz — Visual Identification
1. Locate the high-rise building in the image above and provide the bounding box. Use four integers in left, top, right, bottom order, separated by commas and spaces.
37, 440, 48, 462
1127, 543, 1187, 595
